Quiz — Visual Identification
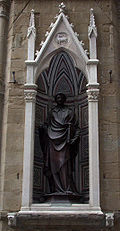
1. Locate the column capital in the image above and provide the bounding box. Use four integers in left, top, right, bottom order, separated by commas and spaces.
24, 84, 37, 102
87, 88, 99, 102
24, 89, 37, 103
24, 83, 37, 90
0, 0, 10, 19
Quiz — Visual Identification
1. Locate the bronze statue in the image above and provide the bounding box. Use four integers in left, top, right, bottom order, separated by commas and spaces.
39, 93, 81, 200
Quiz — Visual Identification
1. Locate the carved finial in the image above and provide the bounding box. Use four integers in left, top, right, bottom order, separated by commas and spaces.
40, 41, 44, 47
65, 15, 69, 19
35, 50, 39, 57
55, 14, 59, 19
27, 9, 36, 38
29, 9, 35, 27
45, 31, 49, 37
90, 8, 95, 27
59, 2, 66, 13
74, 32, 79, 37
70, 23, 74, 28
80, 41, 84, 46
88, 8, 97, 38
85, 49, 89, 56
50, 22, 54, 28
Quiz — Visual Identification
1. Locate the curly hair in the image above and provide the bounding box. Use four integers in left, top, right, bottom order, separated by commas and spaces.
55, 93, 66, 103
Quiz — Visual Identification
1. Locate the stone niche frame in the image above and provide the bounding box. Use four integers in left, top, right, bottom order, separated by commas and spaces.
21, 6, 101, 214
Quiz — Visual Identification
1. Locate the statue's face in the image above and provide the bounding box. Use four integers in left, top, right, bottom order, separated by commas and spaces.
55, 94, 65, 105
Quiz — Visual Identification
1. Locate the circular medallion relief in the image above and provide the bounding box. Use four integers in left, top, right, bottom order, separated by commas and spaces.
55, 32, 69, 45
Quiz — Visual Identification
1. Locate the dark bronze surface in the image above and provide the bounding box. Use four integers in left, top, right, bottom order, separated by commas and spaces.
39, 93, 81, 201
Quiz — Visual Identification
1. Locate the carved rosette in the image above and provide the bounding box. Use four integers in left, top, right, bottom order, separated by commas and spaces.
87, 89, 99, 102
24, 84, 37, 103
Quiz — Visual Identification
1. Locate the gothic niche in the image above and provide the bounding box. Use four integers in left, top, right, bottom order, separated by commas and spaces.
33, 51, 89, 203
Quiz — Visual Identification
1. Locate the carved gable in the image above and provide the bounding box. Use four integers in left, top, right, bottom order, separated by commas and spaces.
34, 7, 89, 80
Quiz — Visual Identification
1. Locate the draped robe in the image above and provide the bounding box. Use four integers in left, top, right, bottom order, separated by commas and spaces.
44, 105, 80, 194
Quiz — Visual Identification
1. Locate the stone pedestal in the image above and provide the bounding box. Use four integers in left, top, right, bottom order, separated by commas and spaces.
44, 193, 83, 204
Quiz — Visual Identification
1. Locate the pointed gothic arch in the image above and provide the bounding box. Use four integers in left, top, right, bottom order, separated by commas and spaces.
34, 46, 89, 84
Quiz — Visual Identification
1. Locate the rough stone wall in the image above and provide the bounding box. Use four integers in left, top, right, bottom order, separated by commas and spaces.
98, 0, 120, 211
0, 0, 25, 212
0, 0, 10, 198
0, 0, 120, 230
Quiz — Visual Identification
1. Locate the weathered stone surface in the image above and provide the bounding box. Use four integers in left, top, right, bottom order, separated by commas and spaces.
16, 212, 105, 228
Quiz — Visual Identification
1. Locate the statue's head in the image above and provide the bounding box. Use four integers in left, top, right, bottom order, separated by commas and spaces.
55, 93, 66, 106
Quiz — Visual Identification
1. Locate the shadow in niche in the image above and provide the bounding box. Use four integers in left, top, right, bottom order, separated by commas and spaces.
33, 51, 89, 204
